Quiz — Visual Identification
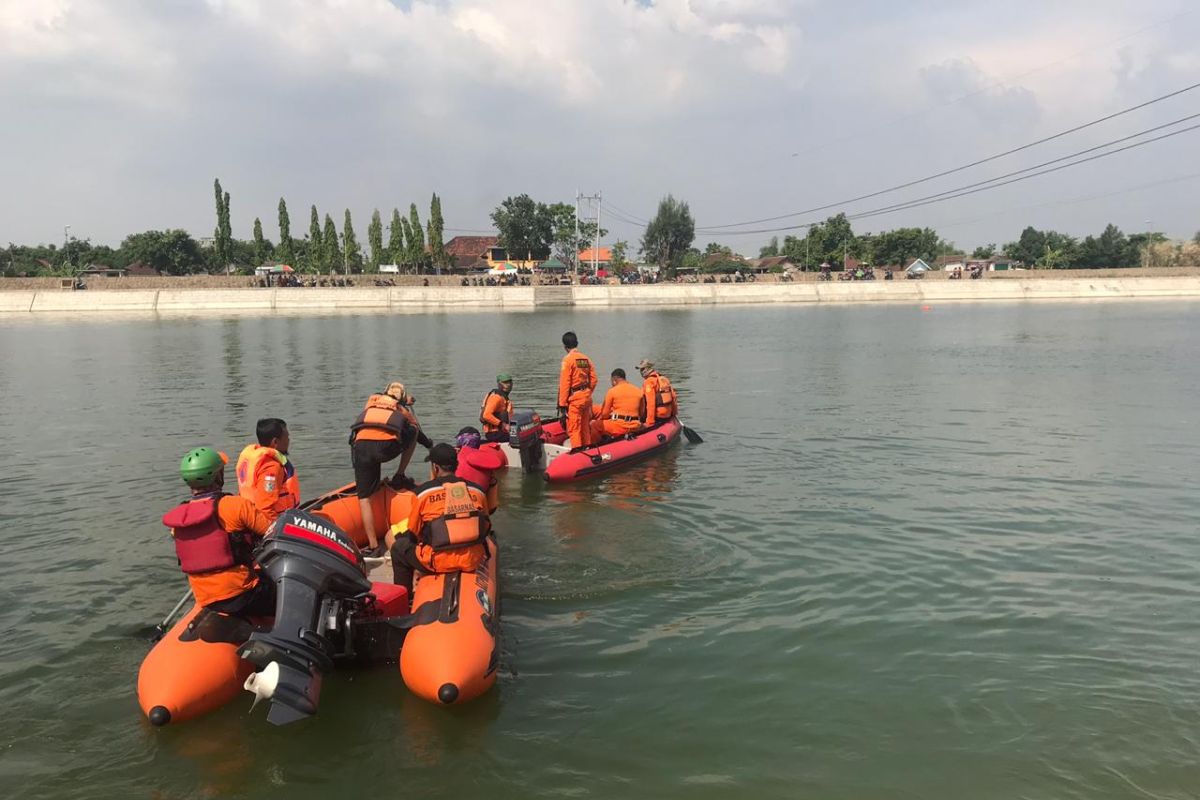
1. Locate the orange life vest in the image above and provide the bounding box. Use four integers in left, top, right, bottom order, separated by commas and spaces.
480, 389, 513, 433
349, 394, 413, 444
644, 372, 678, 420
162, 493, 253, 575
236, 444, 300, 514
416, 480, 489, 552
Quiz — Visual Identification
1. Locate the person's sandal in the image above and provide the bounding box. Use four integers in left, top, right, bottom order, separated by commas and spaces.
364, 543, 388, 559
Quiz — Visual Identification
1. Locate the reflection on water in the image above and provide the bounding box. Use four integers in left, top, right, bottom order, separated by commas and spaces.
2, 303, 1200, 800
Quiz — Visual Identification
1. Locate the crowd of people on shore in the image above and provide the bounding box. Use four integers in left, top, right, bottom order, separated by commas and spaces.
161, 330, 680, 627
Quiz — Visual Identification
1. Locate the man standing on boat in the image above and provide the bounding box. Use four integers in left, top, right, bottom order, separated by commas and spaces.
590, 368, 646, 442
163, 447, 276, 617
557, 331, 598, 449
480, 373, 514, 443
638, 359, 678, 425
236, 418, 300, 522
390, 443, 492, 592
349, 382, 431, 557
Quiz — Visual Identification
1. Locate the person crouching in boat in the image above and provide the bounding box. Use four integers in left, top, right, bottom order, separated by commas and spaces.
350, 382, 431, 558
590, 368, 646, 442
637, 359, 678, 426
454, 427, 505, 513
558, 331, 598, 449
390, 443, 492, 594
235, 417, 300, 521
162, 447, 276, 618
480, 373, 514, 443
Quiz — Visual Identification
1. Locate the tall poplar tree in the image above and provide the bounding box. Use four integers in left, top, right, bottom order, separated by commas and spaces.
277, 198, 294, 266
342, 209, 362, 273
400, 217, 415, 272
408, 203, 426, 272
388, 208, 405, 268
252, 217, 268, 264
367, 209, 384, 273
308, 205, 323, 273
213, 178, 232, 269
323, 214, 341, 273
427, 193, 447, 271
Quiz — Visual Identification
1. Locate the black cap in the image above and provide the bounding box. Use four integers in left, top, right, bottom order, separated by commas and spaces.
424, 443, 459, 469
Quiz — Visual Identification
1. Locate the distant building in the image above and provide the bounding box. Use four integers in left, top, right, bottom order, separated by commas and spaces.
443, 235, 540, 270
748, 256, 800, 273
577, 247, 612, 267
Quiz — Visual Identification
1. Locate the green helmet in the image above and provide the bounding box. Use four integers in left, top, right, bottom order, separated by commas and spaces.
180, 447, 226, 489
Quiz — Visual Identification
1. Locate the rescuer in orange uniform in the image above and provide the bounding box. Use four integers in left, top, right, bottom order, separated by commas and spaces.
480, 373, 514, 442
235, 418, 300, 521
390, 443, 492, 592
557, 331, 598, 449
590, 368, 646, 441
162, 447, 275, 617
638, 359, 678, 424
349, 382, 431, 557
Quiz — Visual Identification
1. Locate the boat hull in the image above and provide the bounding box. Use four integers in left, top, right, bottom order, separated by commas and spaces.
543, 418, 682, 483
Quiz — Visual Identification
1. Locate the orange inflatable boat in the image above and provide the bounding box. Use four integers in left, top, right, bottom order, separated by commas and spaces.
305, 484, 501, 705
138, 483, 500, 726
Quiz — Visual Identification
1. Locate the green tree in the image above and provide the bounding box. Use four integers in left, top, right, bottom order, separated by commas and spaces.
872, 227, 942, 267
492, 194, 555, 262
610, 240, 630, 273
640, 194, 695, 271
367, 209, 384, 273
759, 236, 780, 257
120, 230, 206, 275
1009, 226, 1046, 267
308, 205, 324, 273
704, 242, 733, 256
323, 214, 341, 273
213, 179, 232, 268
428, 193, 448, 270
547, 202, 606, 267
388, 208, 405, 268
972, 243, 996, 259
399, 217, 415, 269
342, 209, 362, 272
277, 198, 294, 266
407, 204, 426, 271
252, 218, 271, 264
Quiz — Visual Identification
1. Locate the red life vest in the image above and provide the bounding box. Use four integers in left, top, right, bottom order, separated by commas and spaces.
349, 393, 413, 444
421, 481, 488, 552
161, 494, 252, 575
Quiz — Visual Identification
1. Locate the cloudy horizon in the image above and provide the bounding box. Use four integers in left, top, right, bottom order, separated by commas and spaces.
1, 0, 1198, 254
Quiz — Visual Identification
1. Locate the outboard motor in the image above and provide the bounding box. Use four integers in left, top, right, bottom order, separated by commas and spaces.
508, 409, 546, 473
237, 509, 371, 725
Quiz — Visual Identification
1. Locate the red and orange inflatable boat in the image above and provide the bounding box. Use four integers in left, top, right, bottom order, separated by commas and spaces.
540, 418, 682, 483
137, 483, 500, 726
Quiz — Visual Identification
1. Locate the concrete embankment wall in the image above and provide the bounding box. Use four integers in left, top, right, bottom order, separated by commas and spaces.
3, 278, 1200, 316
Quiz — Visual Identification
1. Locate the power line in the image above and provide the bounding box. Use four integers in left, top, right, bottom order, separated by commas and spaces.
697, 79, 1200, 232
932, 170, 1200, 232
710, 120, 1200, 236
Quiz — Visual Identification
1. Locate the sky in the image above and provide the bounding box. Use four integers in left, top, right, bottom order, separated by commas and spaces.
1, 0, 1198, 253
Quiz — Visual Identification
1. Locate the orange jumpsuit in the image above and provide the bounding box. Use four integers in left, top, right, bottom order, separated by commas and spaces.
235, 444, 300, 521
558, 348, 598, 448
480, 390, 513, 436
591, 380, 646, 440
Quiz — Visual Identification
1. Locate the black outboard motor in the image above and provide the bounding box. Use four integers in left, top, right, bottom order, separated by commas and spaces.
237, 510, 371, 725
508, 408, 546, 473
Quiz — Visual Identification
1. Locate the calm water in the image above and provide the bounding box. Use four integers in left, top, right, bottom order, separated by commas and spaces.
1, 303, 1199, 800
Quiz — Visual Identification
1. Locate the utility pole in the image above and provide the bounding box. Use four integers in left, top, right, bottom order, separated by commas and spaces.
574, 190, 580, 283
63, 225, 72, 273
576, 191, 602, 282
594, 192, 602, 275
